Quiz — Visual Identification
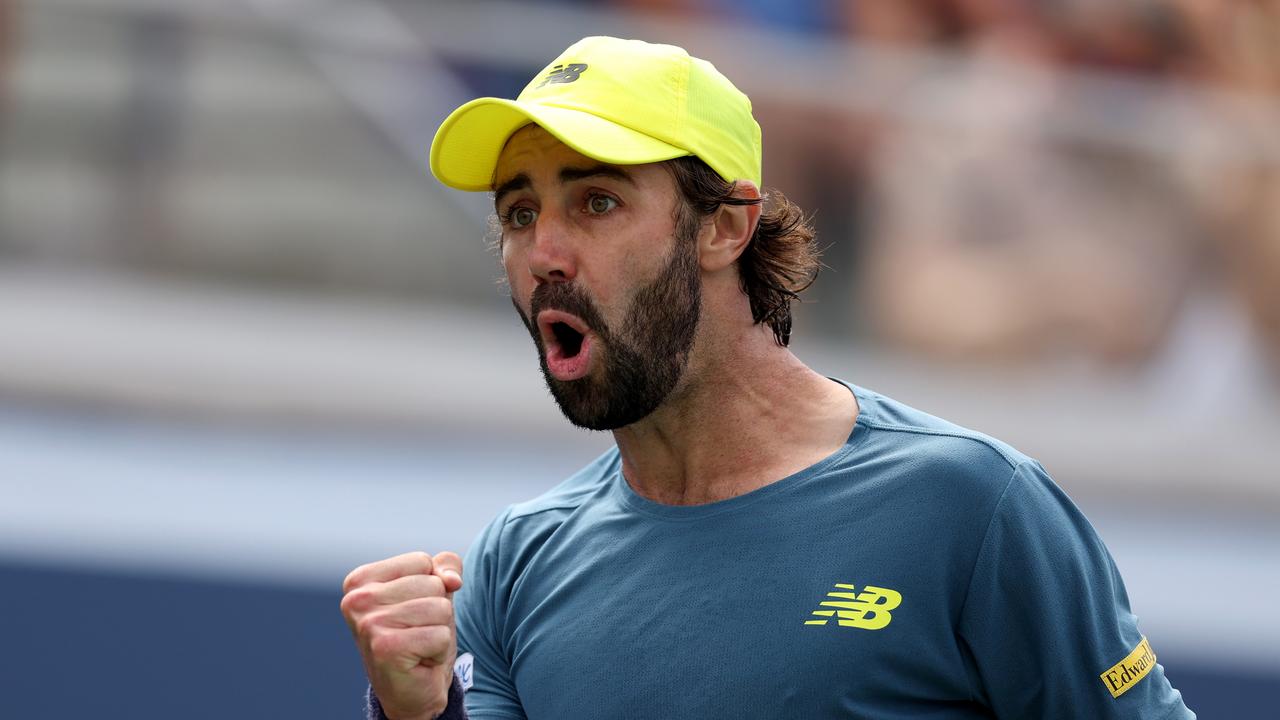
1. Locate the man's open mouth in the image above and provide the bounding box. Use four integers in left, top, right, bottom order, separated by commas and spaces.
536, 309, 594, 381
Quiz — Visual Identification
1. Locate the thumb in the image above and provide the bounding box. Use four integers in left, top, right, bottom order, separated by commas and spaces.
432, 551, 463, 597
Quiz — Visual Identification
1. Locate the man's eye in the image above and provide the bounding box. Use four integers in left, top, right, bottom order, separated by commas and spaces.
509, 207, 537, 228
586, 195, 618, 215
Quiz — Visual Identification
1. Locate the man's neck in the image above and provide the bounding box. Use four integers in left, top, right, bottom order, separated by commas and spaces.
611, 326, 859, 506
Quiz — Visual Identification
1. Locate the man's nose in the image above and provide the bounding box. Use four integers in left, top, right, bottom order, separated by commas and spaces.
527, 208, 577, 285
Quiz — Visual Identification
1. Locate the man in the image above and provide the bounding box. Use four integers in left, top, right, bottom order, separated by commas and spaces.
341, 36, 1193, 719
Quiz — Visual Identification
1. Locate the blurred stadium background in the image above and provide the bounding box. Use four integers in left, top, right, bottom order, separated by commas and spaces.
1, 0, 1278, 717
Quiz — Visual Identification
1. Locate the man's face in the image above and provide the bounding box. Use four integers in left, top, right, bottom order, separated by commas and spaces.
493, 125, 703, 430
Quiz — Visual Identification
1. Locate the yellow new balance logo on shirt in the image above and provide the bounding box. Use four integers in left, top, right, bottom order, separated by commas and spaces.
805, 583, 902, 630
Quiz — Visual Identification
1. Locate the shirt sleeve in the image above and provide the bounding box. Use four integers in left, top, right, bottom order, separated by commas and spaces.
958, 461, 1194, 719
454, 508, 529, 719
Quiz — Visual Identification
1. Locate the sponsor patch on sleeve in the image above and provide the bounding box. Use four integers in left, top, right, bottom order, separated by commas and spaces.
454, 652, 474, 692
1100, 637, 1156, 698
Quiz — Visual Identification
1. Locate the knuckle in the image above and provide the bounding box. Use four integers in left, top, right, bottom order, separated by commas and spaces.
404, 573, 444, 597
395, 574, 427, 597
438, 622, 456, 643
420, 624, 451, 649
341, 566, 365, 594
367, 629, 398, 660
430, 596, 455, 622
408, 551, 434, 574
355, 585, 380, 607
412, 596, 452, 624
422, 574, 446, 596
340, 586, 373, 616
354, 611, 382, 640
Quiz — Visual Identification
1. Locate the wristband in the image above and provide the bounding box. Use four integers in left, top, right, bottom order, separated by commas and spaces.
366, 675, 467, 720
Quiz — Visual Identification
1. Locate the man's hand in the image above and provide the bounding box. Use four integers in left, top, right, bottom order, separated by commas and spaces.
341, 551, 464, 720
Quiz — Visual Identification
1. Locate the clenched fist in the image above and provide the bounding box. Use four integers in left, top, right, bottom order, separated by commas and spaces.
341, 551, 464, 720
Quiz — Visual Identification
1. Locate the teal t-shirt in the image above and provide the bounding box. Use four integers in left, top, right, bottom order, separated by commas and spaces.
454, 382, 1193, 719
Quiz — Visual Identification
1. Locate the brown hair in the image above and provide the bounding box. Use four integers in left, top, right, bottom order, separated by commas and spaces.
665, 156, 820, 346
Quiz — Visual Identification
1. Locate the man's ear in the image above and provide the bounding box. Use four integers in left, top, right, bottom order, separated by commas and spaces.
699, 180, 762, 273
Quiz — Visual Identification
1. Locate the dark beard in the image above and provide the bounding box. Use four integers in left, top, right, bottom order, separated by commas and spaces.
514, 218, 702, 431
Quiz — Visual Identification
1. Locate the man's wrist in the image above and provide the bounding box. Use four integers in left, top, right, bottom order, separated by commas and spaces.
365, 676, 467, 720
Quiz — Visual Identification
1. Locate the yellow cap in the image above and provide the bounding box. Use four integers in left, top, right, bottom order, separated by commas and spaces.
430, 36, 762, 192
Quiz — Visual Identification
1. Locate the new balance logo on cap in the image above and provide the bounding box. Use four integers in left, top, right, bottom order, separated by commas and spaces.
536, 63, 588, 89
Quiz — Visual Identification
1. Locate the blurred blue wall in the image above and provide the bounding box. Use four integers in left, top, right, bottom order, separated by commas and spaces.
3, 561, 1271, 719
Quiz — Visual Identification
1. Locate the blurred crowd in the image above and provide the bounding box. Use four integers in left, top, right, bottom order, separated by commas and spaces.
612, 0, 1280, 383
1, 0, 1278, 390
0, 1, 10, 114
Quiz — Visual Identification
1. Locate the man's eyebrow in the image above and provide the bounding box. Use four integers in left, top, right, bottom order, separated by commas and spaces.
559, 164, 636, 186
492, 173, 530, 210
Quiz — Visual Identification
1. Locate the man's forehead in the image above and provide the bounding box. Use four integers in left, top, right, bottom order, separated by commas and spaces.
493, 124, 597, 188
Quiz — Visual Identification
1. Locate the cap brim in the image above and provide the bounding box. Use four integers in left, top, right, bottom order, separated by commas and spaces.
430, 98, 690, 192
